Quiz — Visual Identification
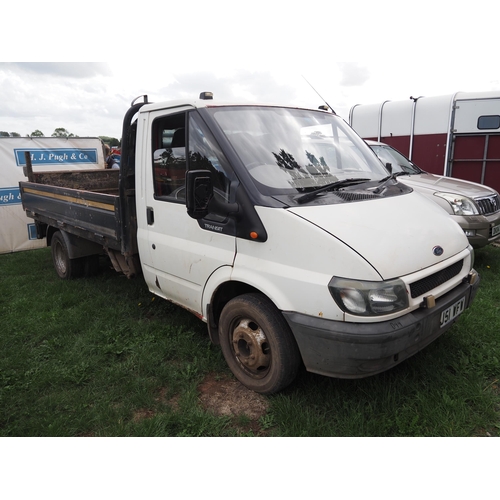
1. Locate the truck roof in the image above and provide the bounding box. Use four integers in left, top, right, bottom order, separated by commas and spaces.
137, 98, 330, 115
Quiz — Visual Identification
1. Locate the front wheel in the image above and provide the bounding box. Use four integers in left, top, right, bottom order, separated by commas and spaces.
218, 293, 301, 395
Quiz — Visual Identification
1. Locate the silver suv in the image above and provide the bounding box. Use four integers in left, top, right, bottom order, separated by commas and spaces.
367, 140, 500, 248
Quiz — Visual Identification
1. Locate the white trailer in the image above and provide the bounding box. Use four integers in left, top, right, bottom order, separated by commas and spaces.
0, 137, 107, 254
349, 91, 500, 195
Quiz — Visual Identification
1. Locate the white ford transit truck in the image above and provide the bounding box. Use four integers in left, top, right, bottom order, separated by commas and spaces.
19, 94, 480, 394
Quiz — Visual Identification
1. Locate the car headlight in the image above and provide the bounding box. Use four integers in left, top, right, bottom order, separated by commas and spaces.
434, 192, 479, 215
329, 277, 409, 316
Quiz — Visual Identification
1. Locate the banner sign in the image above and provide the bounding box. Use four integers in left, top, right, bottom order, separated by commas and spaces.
0, 137, 106, 254
14, 148, 99, 166
0, 187, 22, 206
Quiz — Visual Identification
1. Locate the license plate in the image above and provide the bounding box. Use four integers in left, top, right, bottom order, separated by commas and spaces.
492, 224, 500, 237
440, 297, 466, 328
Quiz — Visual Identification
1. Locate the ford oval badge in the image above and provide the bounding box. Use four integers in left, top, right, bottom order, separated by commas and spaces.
433, 246, 444, 256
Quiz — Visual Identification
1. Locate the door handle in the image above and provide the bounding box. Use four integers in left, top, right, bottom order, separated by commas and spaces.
147, 206, 154, 225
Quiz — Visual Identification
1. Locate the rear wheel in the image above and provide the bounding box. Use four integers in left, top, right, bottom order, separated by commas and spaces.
218, 293, 301, 394
51, 231, 84, 279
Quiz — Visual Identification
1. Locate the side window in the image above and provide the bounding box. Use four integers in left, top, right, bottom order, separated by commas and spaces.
477, 115, 500, 130
189, 113, 232, 201
152, 113, 187, 200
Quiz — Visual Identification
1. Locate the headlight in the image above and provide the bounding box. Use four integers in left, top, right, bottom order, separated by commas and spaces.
329, 277, 409, 316
434, 192, 479, 215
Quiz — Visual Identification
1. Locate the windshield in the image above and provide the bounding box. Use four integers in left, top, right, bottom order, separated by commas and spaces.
370, 145, 421, 174
208, 106, 388, 195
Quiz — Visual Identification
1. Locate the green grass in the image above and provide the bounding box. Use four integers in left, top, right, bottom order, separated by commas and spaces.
1, 245, 499, 436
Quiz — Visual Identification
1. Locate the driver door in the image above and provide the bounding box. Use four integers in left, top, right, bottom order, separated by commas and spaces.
138, 107, 236, 315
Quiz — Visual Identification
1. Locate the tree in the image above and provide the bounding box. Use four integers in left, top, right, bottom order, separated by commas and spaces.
0, 131, 9, 137
10, 132, 21, 137
99, 136, 120, 147
51, 128, 75, 138
30, 130, 44, 137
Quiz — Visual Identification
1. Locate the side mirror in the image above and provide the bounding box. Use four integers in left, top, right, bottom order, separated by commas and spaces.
186, 170, 213, 219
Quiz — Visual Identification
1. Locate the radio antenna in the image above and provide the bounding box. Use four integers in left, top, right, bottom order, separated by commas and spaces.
302, 75, 336, 114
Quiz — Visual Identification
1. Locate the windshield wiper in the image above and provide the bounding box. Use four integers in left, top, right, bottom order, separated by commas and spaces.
371, 171, 410, 194
379, 171, 409, 182
296, 178, 371, 204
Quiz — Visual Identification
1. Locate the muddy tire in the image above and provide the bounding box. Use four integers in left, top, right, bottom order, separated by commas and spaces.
218, 293, 301, 395
51, 231, 84, 279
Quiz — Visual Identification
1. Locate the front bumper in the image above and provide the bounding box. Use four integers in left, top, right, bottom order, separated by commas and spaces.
458, 213, 500, 248
283, 274, 480, 379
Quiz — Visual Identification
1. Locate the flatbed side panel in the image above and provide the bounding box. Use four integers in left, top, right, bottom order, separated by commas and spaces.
19, 181, 122, 245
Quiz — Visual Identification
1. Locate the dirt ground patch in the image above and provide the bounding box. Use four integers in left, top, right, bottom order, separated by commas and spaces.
198, 373, 270, 420
130, 375, 271, 435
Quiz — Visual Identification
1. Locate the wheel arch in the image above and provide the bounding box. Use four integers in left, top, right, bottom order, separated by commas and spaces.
46, 225, 59, 246
203, 266, 301, 345
206, 280, 263, 345
46, 227, 103, 259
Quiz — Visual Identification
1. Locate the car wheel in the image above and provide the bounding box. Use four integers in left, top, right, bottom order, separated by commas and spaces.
218, 293, 301, 394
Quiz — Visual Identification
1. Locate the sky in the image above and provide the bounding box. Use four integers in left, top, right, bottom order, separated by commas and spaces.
2, 0, 499, 140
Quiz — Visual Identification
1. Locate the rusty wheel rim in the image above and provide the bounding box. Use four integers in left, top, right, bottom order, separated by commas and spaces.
231, 318, 271, 377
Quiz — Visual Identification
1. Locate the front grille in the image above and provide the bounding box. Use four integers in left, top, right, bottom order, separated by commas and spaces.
409, 260, 464, 298
476, 194, 500, 215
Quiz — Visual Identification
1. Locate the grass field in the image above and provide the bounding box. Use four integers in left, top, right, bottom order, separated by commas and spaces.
1, 245, 499, 437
